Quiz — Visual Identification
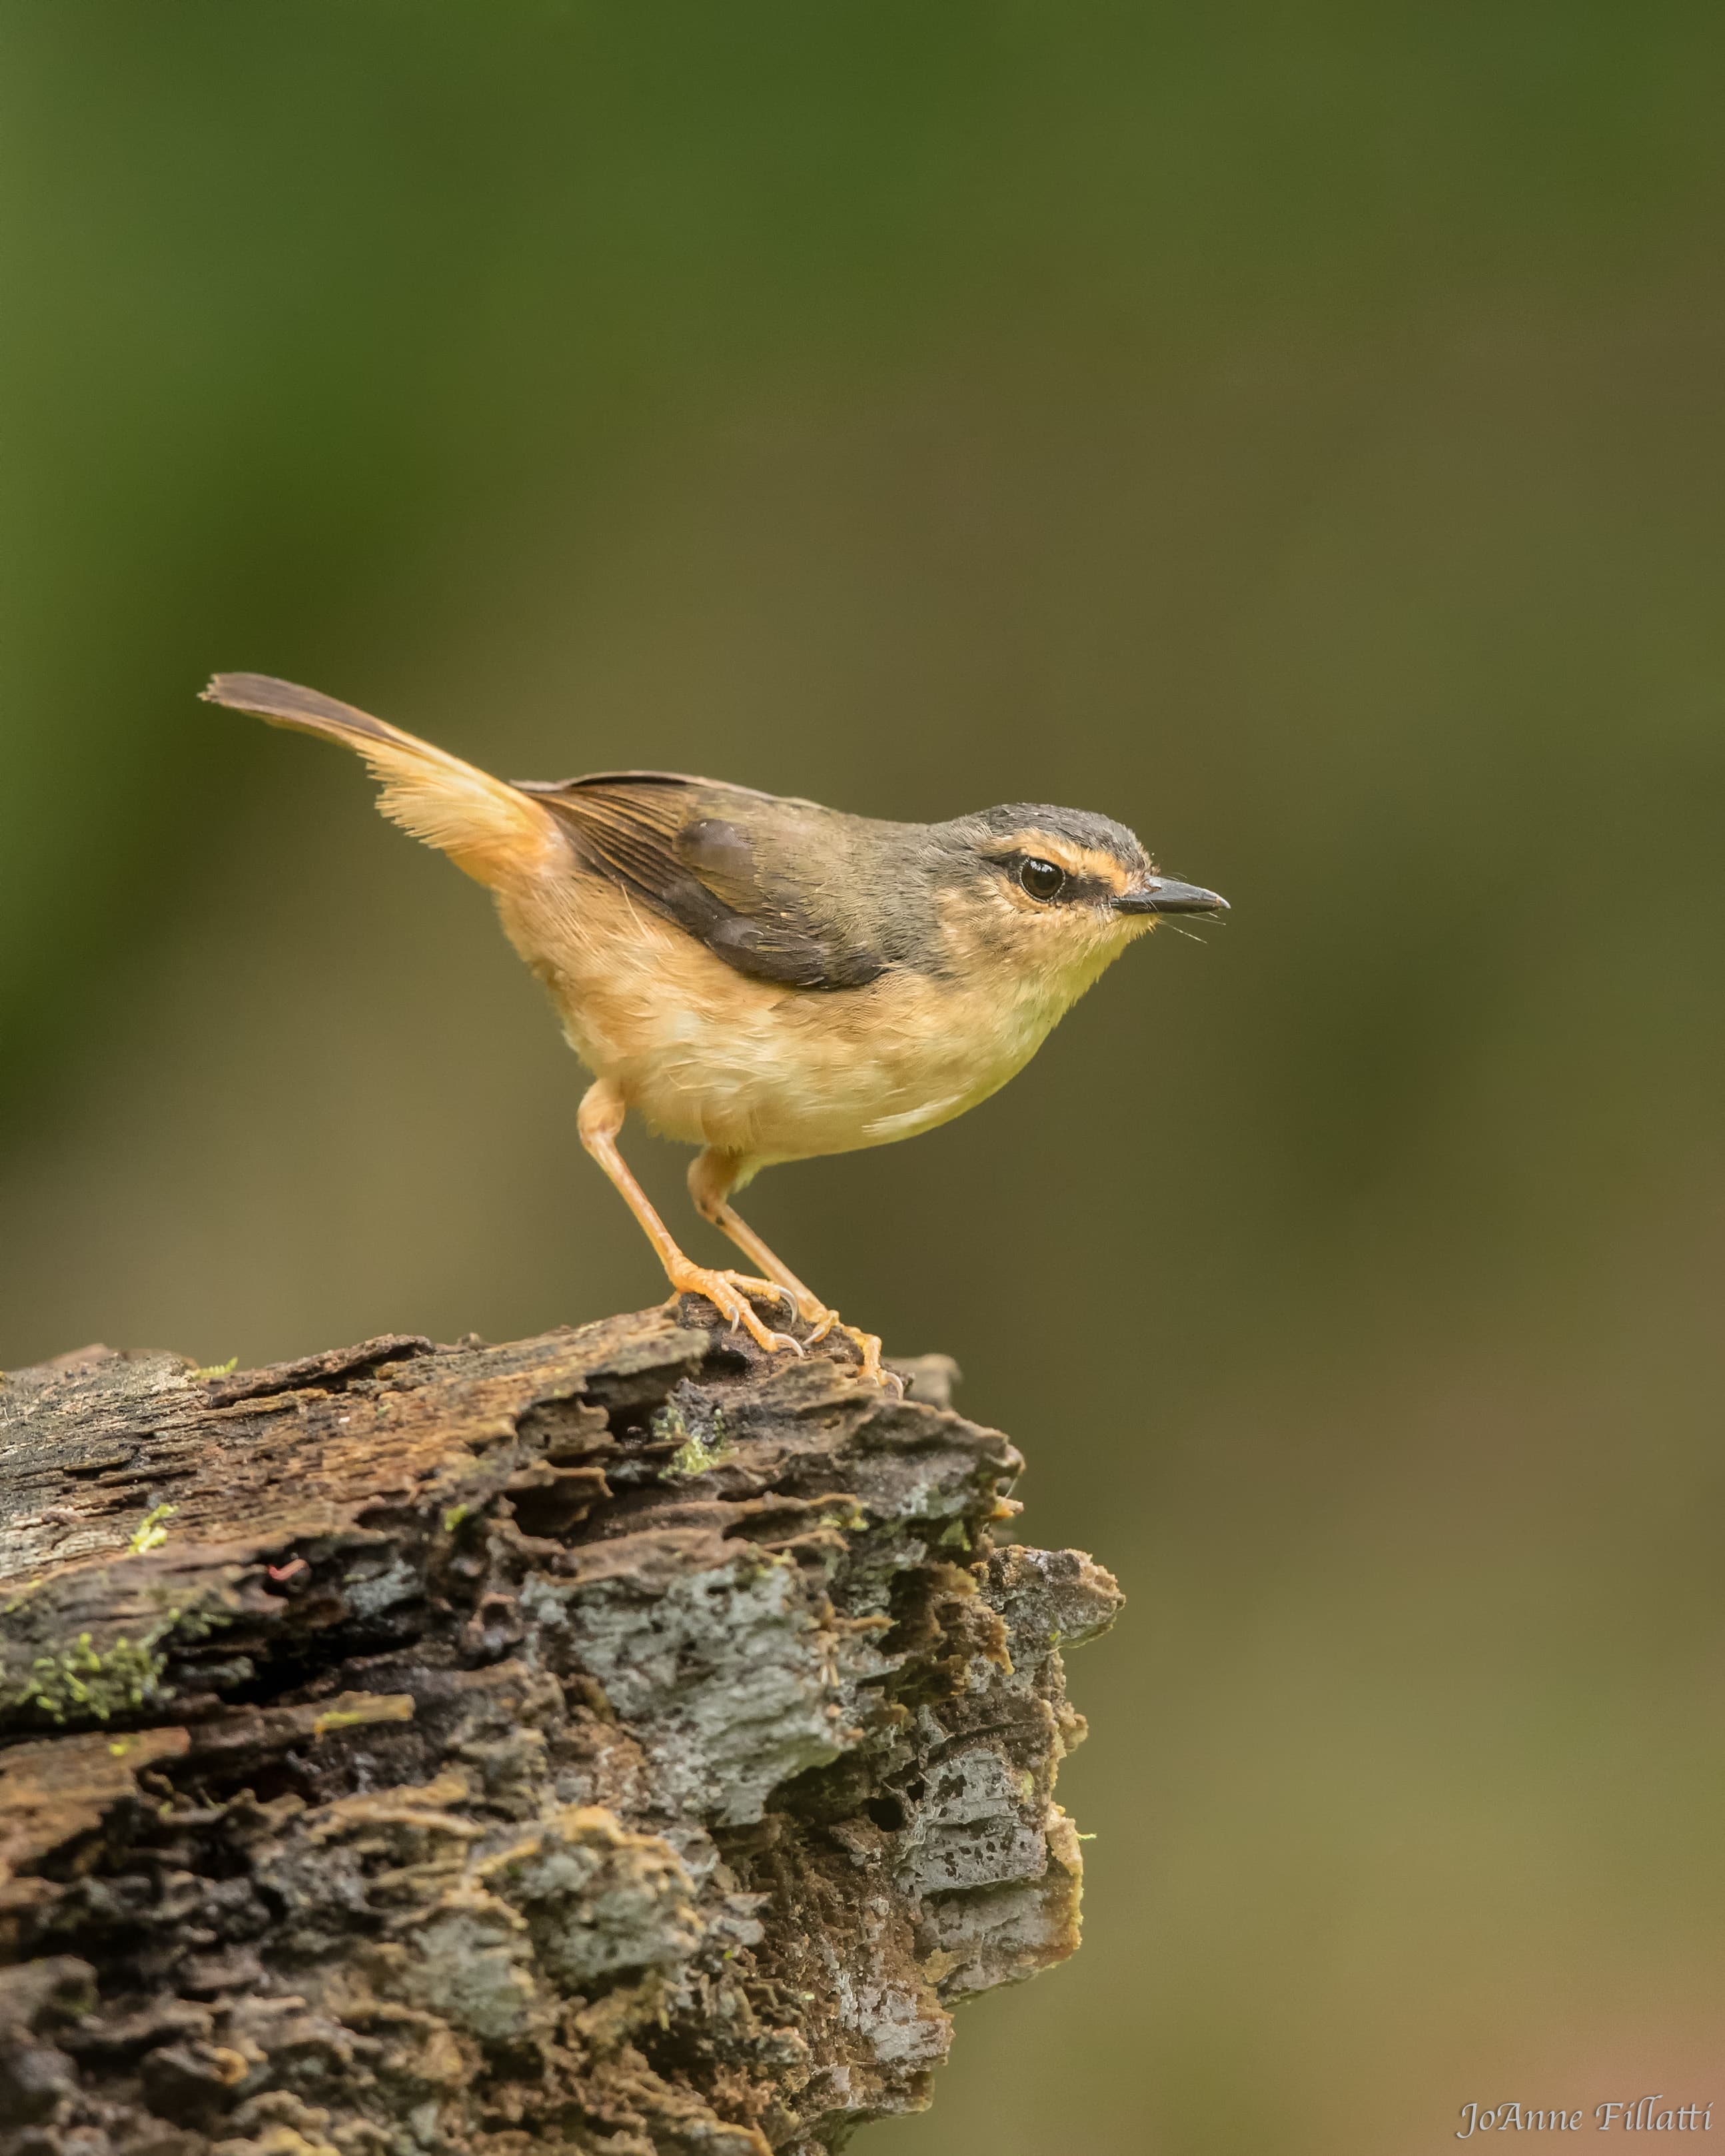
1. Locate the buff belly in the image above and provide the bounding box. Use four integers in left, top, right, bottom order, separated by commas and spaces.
498, 867, 1085, 1164
582, 971, 1057, 1161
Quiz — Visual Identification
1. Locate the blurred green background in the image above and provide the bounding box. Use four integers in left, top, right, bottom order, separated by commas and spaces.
4, 3, 1723, 2149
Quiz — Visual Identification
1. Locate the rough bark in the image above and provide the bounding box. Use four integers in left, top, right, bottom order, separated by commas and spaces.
0, 1307, 1120, 2156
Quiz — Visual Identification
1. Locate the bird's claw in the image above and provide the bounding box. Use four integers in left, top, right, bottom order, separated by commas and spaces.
843, 1326, 899, 1392
669, 1267, 806, 1358
672, 1269, 897, 1389
716, 1272, 800, 1320
750, 1326, 807, 1356
781, 1296, 899, 1392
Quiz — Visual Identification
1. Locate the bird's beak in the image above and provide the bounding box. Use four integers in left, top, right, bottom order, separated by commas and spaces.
1114, 875, 1229, 916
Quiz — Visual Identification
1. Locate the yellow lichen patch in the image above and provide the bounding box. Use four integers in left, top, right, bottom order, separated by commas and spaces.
9, 1630, 170, 1723
128, 1501, 177, 1556
310, 1691, 416, 1740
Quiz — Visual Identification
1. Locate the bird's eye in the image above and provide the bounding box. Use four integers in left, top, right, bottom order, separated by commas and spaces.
1018, 857, 1066, 902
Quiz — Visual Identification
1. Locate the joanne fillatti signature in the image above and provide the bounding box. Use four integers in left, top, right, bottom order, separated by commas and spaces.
1458, 2099, 1714, 2137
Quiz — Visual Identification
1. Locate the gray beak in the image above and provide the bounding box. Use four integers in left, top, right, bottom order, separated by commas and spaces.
1114, 875, 1229, 917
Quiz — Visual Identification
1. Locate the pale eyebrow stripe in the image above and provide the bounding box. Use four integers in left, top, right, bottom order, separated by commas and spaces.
990, 834, 1133, 888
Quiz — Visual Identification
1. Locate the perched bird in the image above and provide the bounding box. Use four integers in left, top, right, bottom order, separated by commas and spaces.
203, 673, 1226, 1386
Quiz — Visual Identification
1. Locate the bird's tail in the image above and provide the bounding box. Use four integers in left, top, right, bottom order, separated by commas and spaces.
201, 672, 560, 888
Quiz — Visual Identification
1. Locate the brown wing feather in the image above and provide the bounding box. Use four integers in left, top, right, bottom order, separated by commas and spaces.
526, 776, 883, 991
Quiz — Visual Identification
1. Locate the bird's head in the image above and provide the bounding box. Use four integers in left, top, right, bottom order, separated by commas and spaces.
931, 802, 1227, 1011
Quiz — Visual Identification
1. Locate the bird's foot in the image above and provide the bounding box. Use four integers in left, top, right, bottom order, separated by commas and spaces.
842, 1323, 901, 1392
666, 1265, 804, 1356
775, 1291, 901, 1394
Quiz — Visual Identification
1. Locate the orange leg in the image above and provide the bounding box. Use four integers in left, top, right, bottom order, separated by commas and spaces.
688, 1147, 900, 1392
578, 1082, 802, 1358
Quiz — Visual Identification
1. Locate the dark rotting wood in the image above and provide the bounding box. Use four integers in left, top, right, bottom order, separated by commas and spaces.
0, 1307, 1120, 2156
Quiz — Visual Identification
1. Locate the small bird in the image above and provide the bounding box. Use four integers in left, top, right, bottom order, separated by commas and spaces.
203, 673, 1226, 1386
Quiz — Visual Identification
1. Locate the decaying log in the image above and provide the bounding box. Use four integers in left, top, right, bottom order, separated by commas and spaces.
0, 1307, 1120, 2156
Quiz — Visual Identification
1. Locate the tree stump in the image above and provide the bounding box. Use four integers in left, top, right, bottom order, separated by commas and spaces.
0, 1308, 1120, 2156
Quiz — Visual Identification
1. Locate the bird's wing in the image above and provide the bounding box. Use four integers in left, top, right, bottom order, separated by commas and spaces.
518, 774, 885, 990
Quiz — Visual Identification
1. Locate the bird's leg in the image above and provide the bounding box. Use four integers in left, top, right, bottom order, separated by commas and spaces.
688, 1148, 901, 1392
577, 1083, 802, 1357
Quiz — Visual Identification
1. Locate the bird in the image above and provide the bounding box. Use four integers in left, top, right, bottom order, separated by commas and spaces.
202, 672, 1227, 1388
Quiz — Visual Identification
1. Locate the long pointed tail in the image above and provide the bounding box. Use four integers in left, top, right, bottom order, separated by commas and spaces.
202, 672, 560, 887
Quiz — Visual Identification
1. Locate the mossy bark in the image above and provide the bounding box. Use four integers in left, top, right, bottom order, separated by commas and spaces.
0, 1309, 1119, 2156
